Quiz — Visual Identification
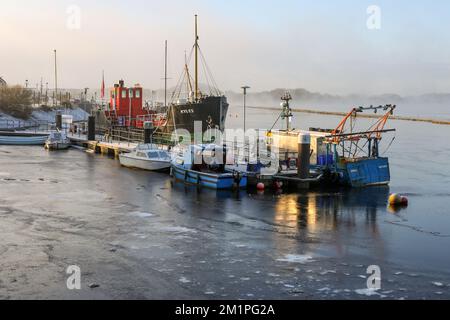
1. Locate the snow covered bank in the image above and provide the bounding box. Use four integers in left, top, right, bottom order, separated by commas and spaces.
0, 107, 89, 125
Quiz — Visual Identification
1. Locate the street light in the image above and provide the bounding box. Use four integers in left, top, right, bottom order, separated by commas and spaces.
241, 86, 250, 132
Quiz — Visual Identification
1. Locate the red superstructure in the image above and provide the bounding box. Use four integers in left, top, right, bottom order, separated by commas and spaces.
105, 80, 166, 128
108, 80, 143, 126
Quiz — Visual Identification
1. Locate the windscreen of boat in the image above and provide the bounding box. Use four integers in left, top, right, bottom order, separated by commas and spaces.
158, 151, 171, 160
50, 133, 62, 140
136, 152, 148, 158
147, 151, 160, 159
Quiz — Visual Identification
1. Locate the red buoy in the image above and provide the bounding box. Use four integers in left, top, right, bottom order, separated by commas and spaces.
256, 182, 265, 191
400, 196, 409, 206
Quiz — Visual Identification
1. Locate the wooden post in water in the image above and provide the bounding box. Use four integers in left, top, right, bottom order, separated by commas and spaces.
297, 132, 311, 189
88, 116, 96, 141
144, 121, 153, 144
55, 112, 62, 131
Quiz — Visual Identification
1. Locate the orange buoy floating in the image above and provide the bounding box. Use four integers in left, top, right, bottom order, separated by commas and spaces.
389, 193, 409, 207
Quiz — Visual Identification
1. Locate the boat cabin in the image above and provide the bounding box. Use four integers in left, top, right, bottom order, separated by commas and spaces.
48, 131, 68, 142
108, 80, 145, 126
134, 144, 171, 160
173, 144, 227, 172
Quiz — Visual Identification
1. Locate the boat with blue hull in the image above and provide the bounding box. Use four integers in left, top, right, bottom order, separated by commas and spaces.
337, 157, 390, 187
317, 104, 397, 188
222, 100, 397, 189
171, 144, 247, 190
0, 131, 49, 145
171, 165, 247, 189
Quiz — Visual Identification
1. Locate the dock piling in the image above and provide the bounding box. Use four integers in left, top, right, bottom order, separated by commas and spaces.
55, 113, 62, 131
144, 121, 154, 144
88, 116, 96, 141
297, 132, 311, 189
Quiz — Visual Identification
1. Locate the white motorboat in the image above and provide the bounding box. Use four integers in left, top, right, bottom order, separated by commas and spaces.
119, 144, 171, 171
45, 131, 71, 150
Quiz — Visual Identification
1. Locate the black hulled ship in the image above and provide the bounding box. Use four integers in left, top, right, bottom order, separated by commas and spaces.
160, 15, 229, 134
98, 15, 228, 139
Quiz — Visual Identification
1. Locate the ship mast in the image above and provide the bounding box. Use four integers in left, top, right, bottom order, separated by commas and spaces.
194, 14, 199, 101
54, 49, 58, 107
185, 51, 193, 98
164, 40, 168, 107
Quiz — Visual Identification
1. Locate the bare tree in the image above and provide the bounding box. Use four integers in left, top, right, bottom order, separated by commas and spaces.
0, 85, 33, 119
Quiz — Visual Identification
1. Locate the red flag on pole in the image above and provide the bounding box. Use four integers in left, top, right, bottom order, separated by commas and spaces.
101, 71, 105, 99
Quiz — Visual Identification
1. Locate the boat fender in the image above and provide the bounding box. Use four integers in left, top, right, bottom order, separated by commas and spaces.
273, 181, 283, 190
233, 171, 242, 184
389, 193, 408, 207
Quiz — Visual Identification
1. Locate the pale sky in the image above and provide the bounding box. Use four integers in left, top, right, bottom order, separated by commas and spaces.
1, 0, 449, 95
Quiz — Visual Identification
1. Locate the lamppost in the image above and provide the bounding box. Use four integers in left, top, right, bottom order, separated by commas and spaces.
241, 86, 250, 132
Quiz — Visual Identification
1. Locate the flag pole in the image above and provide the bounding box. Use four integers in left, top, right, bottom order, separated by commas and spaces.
101, 70, 105, 110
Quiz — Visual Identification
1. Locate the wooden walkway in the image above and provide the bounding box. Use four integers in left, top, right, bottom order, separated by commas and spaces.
67, 133, 137, 157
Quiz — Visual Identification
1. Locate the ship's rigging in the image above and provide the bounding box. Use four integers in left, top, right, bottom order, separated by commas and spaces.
327, 104, 397, 158
171, 15, 222, 104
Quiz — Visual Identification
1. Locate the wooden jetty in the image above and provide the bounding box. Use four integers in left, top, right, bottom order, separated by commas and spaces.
67, 133, 137, 157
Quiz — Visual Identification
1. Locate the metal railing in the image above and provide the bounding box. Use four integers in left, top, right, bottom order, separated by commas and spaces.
0, 119, 52, 132
100, 126, 175, 147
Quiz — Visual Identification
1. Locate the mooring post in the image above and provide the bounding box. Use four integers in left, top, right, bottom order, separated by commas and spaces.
297, 132, 311, 189
144, 121, 154, 144
55, 112, 62, 131
88, 115, 96, 141
244, 135, 250, 162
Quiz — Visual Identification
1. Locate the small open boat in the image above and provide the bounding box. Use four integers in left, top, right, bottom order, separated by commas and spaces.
0, 131, 49, 145
119, 144, 171, 171
45, 131, 71, 150
171, 144, 247, 190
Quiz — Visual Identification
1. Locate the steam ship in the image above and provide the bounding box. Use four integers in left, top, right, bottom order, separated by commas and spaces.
102, 15, 228, 135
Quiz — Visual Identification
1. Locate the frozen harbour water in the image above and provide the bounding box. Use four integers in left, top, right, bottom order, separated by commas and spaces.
0, 108, 450, 300
0, 144, 449, 300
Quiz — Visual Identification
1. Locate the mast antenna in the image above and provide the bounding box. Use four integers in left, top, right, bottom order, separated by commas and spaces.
194, 14, 199, 101
164, 40, 168, 107
54, 49, 58, 107
281, 91, 293, 131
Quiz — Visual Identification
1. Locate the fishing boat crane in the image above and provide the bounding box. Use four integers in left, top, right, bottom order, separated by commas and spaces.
328, 104, 396, 158
323, 104, 397, 187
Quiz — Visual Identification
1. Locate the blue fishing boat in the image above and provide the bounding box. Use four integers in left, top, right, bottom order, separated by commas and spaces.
317, 104, 396, 187
337, 157, 390, 187
171, 144, 247, 190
